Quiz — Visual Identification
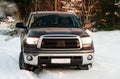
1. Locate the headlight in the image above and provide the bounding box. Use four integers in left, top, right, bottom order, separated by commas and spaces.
26, 37, 39, 45
81, 37, 92, 48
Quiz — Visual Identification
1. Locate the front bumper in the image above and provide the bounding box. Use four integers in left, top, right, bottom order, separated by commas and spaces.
23, 50, 94, 66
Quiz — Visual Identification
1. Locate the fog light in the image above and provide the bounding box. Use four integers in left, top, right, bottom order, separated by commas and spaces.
87, 55, 93, 60
26, 55, 33, 61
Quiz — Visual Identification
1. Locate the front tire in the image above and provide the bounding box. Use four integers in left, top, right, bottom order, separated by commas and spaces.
19, 51, 26, 69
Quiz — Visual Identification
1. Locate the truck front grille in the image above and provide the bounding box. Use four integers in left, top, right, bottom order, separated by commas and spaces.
38, 35, 82, 50
41, 39, 80, 48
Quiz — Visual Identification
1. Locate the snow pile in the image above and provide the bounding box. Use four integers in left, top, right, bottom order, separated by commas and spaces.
0, 17, 18, 37
0, 26, 120, 79
7, 17, 15, 22
0, 22, 11, 31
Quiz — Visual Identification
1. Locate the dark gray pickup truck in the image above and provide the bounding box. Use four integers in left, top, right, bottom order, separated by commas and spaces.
16, 11, 94, 72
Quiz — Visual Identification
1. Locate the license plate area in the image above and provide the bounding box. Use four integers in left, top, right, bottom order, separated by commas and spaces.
51, 58, 71, 64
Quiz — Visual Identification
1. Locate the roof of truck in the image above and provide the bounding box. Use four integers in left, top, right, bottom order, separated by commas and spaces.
30, 11, 76, 16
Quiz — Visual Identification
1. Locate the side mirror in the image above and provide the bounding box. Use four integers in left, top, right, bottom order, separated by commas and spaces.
16, 22, 27, 29
83, 23, 92, 29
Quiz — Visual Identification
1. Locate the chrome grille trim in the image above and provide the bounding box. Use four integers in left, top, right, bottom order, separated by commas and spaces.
37, 34, 82, 50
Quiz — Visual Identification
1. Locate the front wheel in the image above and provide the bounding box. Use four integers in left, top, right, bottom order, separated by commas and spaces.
19, 51, 26, 69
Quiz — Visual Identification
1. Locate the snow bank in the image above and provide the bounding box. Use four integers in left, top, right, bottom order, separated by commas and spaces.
0, 30, 120, 79
0, 22, 11, 31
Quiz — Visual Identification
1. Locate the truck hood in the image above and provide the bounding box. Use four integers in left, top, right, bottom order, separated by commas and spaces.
27, 28, 89, 37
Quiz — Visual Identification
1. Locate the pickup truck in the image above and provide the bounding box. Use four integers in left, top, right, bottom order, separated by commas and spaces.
16, 11, 94, 72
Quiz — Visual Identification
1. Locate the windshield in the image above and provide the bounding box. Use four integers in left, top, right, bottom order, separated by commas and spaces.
30, 14, 81, 28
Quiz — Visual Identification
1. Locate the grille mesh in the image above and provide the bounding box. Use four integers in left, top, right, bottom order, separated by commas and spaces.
41, 38, 80, 49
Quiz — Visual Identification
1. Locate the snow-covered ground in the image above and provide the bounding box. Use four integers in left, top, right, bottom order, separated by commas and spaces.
0, 22, 120, 79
